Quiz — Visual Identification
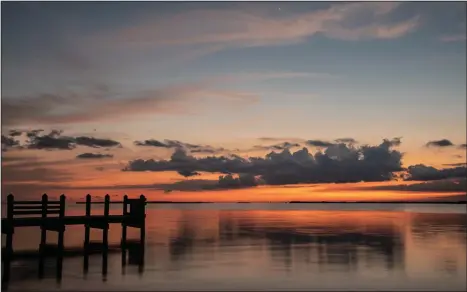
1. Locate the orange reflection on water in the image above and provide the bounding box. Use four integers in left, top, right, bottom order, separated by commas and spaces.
3, 205, 466, 291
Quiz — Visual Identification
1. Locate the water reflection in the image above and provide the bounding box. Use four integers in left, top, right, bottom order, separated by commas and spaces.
2, 206, 467, 291
216, 211, 406, 272
2, 240, 145, 288
411, 213, 467, 242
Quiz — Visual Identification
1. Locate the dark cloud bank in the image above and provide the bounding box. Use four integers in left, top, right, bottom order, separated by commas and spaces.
124, 137, 467, 191
125, 138, 406, 185
1, 135, 20, 151
359, 178, 466, 193
1, 129, 121, 150
76, 153, 114, 159
3, 129, 466, 192
425, 139, 465, 149
406, 164, 466, 181
305, 138, 362, 148
426, 139, 454, 147
134, 139, 225, 154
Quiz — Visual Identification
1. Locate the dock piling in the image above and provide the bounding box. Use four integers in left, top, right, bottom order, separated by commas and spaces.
102, 195, 110, 277
83, 194, 91, 274
56, 194, 66, 280
3, 194, 14, 284
84, 194, 91, 249
40, 194, 48, 252
103, 194, 110, 247
121, 195, 128, 248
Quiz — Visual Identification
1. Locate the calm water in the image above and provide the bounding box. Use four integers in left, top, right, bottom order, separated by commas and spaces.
2, 203, 466, 291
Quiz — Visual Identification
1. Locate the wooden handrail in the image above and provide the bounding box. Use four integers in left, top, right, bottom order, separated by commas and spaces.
11, 201, 61, 205
6, 194, 65, 218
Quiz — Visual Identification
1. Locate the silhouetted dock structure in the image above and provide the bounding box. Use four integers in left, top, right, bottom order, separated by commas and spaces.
1, 193, 147, 287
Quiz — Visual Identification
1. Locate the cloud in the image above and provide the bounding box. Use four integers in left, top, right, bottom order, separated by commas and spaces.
218, 174, 260, 189
189, 147, 227, 154
305, 140, 335, 147
405, 164, 467, 181
427, 139, 455, 147
439, 34, 466, 42
2, 83, 260, 127
27, 132, 75, 150
335, 138, 358, 144
258, 137, 302, 142
425, 139, 455, 148
25, 129, 121, 150
443, 162, 467, 167
270, 142, 301, 150
1, 156, 74, 190
76, 153, 114, 159
253, 142, 301, 151
124, 138, 404, 186
131, 174, 259, 191
26, 129, 45, 138
151, 177, 257, 192
381, 137, 402, 147
134, 139, 170, 148
212, 71, 336, 84
8, 130, 23, 137
75, 136, 121, 148
177, 170, 201, 177
1, 135, 20, 151
134, 138, 226, 154
103, 2, 419, 52
152, 179, 220, 192
359, 178, 467, 193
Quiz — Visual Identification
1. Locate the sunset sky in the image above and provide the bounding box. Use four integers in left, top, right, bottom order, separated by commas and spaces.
1, 2, 466, 202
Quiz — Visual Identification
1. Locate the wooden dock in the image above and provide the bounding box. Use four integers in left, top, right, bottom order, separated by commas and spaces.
1, 193, 147, 287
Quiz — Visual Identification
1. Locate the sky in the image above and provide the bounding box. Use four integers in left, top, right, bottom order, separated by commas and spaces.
1, 1, 466, 202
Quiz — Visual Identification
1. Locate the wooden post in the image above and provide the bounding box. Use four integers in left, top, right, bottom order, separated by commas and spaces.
121, 194, 128, 269
139, 195, 146, 271
40, 193, 48, 252
121, 195, 128, 248
3, 194, 14, 284
56, 256, 63, 284
102, 194, 110, 277
138, 246, 145, 276
56, 194, 66, 280
37, 193, 48, 278
121, 246, 127, 271
139, 195, 146, 244
103, 194, 110, 248
84, 194, 91, 249
58, 194, 66, 244
83, 194, 91, 273
83, 251, 89, 276
38, 252, 45, 279
102, 250, 108, 279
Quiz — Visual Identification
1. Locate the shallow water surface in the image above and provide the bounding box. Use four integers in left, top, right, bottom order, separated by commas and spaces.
2, 203, 466, 291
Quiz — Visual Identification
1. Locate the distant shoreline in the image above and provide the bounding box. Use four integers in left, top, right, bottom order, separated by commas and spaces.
75, 200, 467, 205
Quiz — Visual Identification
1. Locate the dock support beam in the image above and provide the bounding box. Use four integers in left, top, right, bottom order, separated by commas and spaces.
2, 194, 14, 285
56, 194, 66, 282
121, 195, 128, 248
102, 194, 110, 278
139, 194, 146, 274
83, 194, 91, 274
39, 194, 48, 253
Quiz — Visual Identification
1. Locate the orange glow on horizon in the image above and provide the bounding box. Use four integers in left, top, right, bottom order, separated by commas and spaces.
15, 183, 463, 203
